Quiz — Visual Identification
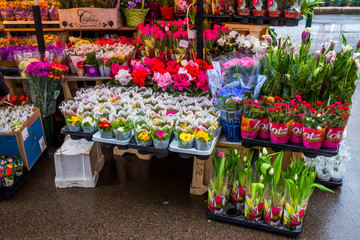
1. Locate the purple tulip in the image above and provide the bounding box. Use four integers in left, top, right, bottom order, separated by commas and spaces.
328, 40, 337, 51
326, 51, 335, 64
357, 38, 360, 50
301, 30, 309, 43
262, 35, 272, 45
355, 60, 360, 69
321, 43, 326, 54
315, 50, 321, 61
277, 36, 283, 48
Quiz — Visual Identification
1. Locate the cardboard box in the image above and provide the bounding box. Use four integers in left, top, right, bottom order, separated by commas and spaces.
58, 0, 124, 29
0, 108, 47, 170
54, 139, 104, 188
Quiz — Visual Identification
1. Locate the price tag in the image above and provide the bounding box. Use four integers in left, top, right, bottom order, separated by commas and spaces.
22, 127, 29, 142
39, 136, 46, 152
24, 52, 32, 58
54, 90, 60, 100
179, 40, 189, 48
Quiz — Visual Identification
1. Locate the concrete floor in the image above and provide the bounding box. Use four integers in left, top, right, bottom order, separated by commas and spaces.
1, 15, 360, 239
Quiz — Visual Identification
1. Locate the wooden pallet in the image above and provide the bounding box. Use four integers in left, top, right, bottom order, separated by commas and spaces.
113, 147, 153, 161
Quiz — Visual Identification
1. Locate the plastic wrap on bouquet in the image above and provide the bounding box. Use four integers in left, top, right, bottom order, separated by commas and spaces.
241, 117, 261, 139
290, 120, 303, 144
24, 6, 33, 20
1, 7, 15, 21
195, 139, 213, 151
232, 180, 245, 211
264, 199, 284, 226
302, 126, 325, 149
269, 121, 292, 144
40, 6, 49, 20
100, 129, 114, 139
153, 138, 170, 149
135, 129, 153, 147
258, 118, 270, 139
208, 184, 227, 214
177, 137, 195, 149
283, 202, 307, 230
245, 194, 264, 221
14, 6, 26, 20
114, 129, 132, 141
49, 5, 59, 20
66, 121, 82, 132
323, 126, 345, 149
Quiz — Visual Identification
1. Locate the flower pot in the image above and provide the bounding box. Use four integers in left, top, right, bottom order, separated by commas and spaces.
178, 139, 195, 149
245, 194, 264, 221
238, 9, 251, 16
283, 202, 306, 230
221, 120, 241, 142
302, 126, 326, 149
135, 138, 153, 147
81, 125, 96, 134
99, 66, 111, 77
114, 130, 132, 141
123, 8, 150, 28
86, 66, 99, 77
4, 178, 14, 187
323, 126, 345, 149
195, 139, 213, 151
290, 121, 303, 144
66, 122, 82, 132
252, 10, 267, 16
188, 29, 197, 40
269, 121, 292, 144
16, 168, 24, 177
317, 170, 331, 182
284, 10, 301, 18
100, 129, 114, 139
258, 118, 270, 139
241, 117, 261, 139
147, 2, 160, 19
208, 184, 227, 214
160, 7, 174, 20
153, 138, 170, 149
330, 171, 343, 182
268, 10, 283, 18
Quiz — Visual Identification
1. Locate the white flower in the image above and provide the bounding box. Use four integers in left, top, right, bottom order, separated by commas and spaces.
117, 127, 125, 132
243, 40, 251, 49
228, 30, 238, 39
243, 156, 247, 162
115, 69, 132, 86
262, 147, 268, 155
180, 60, 188, 66
260, 175, 264, 181
217, 37, 226, 46
234, 149, 238, 155
260, 152, 263, 158
305, 27, 313, 33
235, 35, 246, 45
295, 174, 298, 181
269, 168, 274, 175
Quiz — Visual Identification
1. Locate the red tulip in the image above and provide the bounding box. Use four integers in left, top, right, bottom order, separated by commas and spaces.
289, 220, 297, 229
299, 209, 305, 219
238, 188, 245, 198
271, 206, 280, 216
215, 196, 223, 205
11, 96, 18, 104
264, 213, 270, 223
19, 95, 26, 103
257, 202, 264, 212
208, 203, 213, 212
249, 212, 255, 221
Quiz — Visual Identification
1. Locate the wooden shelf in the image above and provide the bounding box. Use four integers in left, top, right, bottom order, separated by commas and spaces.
2, 27, 137, 32
3, 20, 60, 25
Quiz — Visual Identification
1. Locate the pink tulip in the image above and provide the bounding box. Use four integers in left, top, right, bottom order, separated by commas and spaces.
289, 220, 297, 229
271, 206, 280, 216
218, 152, 223, 158
299, 209, 305, 219
160, 20, 165, 28
137, 38, 143, 45
238, 188, 245, 198
249, 212, 255, 221
264, 214, 270, 223
208, 203, 214, 212
215, 195, 223, 205
258, 202, 264, 212
167, 31, 172, 36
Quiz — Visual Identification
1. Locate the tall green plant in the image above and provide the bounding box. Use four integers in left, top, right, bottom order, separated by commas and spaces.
156, 0, 174, 7
210, 151, 228, 196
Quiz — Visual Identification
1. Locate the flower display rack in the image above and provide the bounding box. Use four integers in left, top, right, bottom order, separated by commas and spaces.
206, 202, 303, 237
174, 13, 301, 26
61, 126, 94, 142
241, 137, 339, 158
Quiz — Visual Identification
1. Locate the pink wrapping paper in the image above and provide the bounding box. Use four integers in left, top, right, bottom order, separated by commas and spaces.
259, 118, 270, 139
40, 7, 49, 20
241, 117, 261, 139
302, 126, 326, 149
290, 121, 303, 144
323, 126, 345, 149
269, 121, 292, 144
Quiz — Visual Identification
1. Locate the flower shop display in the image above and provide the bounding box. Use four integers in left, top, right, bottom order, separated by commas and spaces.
122, 0, 149, 28
207, 148, 334, 235
24, 61, 68, 118
0, 106, 35, 133
0, 155, 25, 187
60, 85, 220, 153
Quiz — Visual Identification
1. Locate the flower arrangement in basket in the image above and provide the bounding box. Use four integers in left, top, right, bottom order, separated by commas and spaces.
122, 0, 149, 27
208, 152, 228, 214
323, 102, 350, 149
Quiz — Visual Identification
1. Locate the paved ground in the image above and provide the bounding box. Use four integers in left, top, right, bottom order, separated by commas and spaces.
1, 15, 360, 239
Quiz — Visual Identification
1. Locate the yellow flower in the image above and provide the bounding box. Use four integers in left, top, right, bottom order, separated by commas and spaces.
7, 164, 13, 169
196, 130, 210, 142
210, 122, 216, 127
287, 205, 294, 214
116, 120, 120, 124
180, 132, 194, 142
138, 131, 150, 141
267, 96, 275, 103
180, 125, 187, 130
122, 119, 126, 124
68, 116, 82, 126
131, 104, 137, 108
145, 40, 152, 47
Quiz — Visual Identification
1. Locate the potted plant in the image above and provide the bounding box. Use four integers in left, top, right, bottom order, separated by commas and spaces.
12, 1, 25, 21
14, 156, 24, 177
284, 0, 304, 18
3, 164, 14, 187
65, 113, 82, 132
241, 100, 262, 139
134, 119, 153, 147
112, 117, 133, 141
195, 130, 214, 151
267, 0, 285, 17
81, 113, 97, 133
122, 0, 149, 28
302, 104, 326, 149
323, 102, 349, 149
289, 95, 304, 144
152, 122, 172, 149
157, 0, 175, 20
208, 152, 228, 214
97, 118, 113, 139
252, 0, 267, 16
258, 96, 274, 139
268, 99, 292, 144
99, 58, 112, 77
238, 0, 252, 16
84, 52, 100, 77
178, 131, 195, 149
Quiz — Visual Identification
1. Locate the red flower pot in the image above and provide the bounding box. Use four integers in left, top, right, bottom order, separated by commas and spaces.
238, 9, 251, 16
268, 10, 283, 18
160, 7, 174, 20
284, 10, 302, 18
252, 9, 267, 16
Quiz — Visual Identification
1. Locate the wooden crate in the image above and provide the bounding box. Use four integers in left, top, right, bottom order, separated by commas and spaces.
223, 23, 268, 40
0, 108, 47, 170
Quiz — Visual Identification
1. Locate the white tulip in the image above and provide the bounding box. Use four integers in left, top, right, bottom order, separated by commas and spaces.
262, 148, 268, 156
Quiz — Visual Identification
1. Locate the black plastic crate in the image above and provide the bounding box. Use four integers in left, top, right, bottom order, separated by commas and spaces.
315, 178, 343, 188
61, 126, 94, 141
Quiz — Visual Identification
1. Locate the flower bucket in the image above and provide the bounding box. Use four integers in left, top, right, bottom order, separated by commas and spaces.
123, 8, 149, 27
245, 194, 264, 221
147, 2, 160, 19
323, 126, 345, 149
49, 5, 59, 20
302, 126, 326, 149
40, 6, 49, 20
268, 10, 283, 17
160, 7, 175, 20
290, 121, 303, 144
1, 7, 15, 21
221, 120, 241, 142
153, 138, 170, 149
99, 66, 111, 77
283, 202, 306, 230
208, 185, 227, 214
269, 121, 292, 144
241, 117, 261, 139
258, 118, 270, 139
14, 6, 26, 20
86, 66, 99, 77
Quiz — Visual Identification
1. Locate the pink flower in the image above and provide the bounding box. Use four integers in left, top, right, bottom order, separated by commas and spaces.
289, 220, 297, 229
173, 73, 191, 91
160, 20, 166, 28
249, 212, 255, 221
215, 195, 223, 205
137, 38, 143, 45
264, 213, 270, 223
173, 31, 181, 39
174, 19, 184, 28
156, 131, 166, 139
238, 187, 245, 198
181, 31, 188, 39
257, 202, 264, 212
196, 71, 209, 92
208, 203, 214, 212
218, 152, 223, 158
299, 209, 305, 219
166, 111, 176, 115
153, 72, 173, 91
271, 206, 280, 217
166, 31, 172, 36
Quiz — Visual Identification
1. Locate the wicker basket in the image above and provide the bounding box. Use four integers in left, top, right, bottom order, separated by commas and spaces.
123, 8, 149, 27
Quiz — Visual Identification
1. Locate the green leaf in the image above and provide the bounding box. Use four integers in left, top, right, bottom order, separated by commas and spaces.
342, 33, 347, 46
311, 183, 334, 193
261, 163, 271, 175
272, 151, 283, 186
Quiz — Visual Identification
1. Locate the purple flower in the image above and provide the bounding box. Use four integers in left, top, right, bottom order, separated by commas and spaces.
315, 50, 321, 61
262, 35, 272, 45
356, 38, 360, 50
277, 36, 283, 48
321, 43, 326, 54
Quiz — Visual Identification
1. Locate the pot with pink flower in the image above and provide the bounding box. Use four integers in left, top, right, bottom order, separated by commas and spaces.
3, 164, 15, 187
289, 96, 304, 144
208, 151, 228, 214
302, 106, 326, 149
99, 58, 112, 77
152, 119, 173, 149
268, 102, 292, 144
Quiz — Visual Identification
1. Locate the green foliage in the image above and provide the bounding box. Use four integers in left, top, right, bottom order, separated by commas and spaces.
84, 52, 100, 67
156, 0, 174, 7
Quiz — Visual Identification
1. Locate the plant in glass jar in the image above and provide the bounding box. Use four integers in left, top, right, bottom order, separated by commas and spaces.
208, 151, 228, 214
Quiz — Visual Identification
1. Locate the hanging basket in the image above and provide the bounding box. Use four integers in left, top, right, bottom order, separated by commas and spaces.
186, 2, 197, 40
188, 29, 197, 40
122, 8, 149, 27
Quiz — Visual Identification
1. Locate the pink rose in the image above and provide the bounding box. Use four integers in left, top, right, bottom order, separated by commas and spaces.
137, 38, 143, 45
